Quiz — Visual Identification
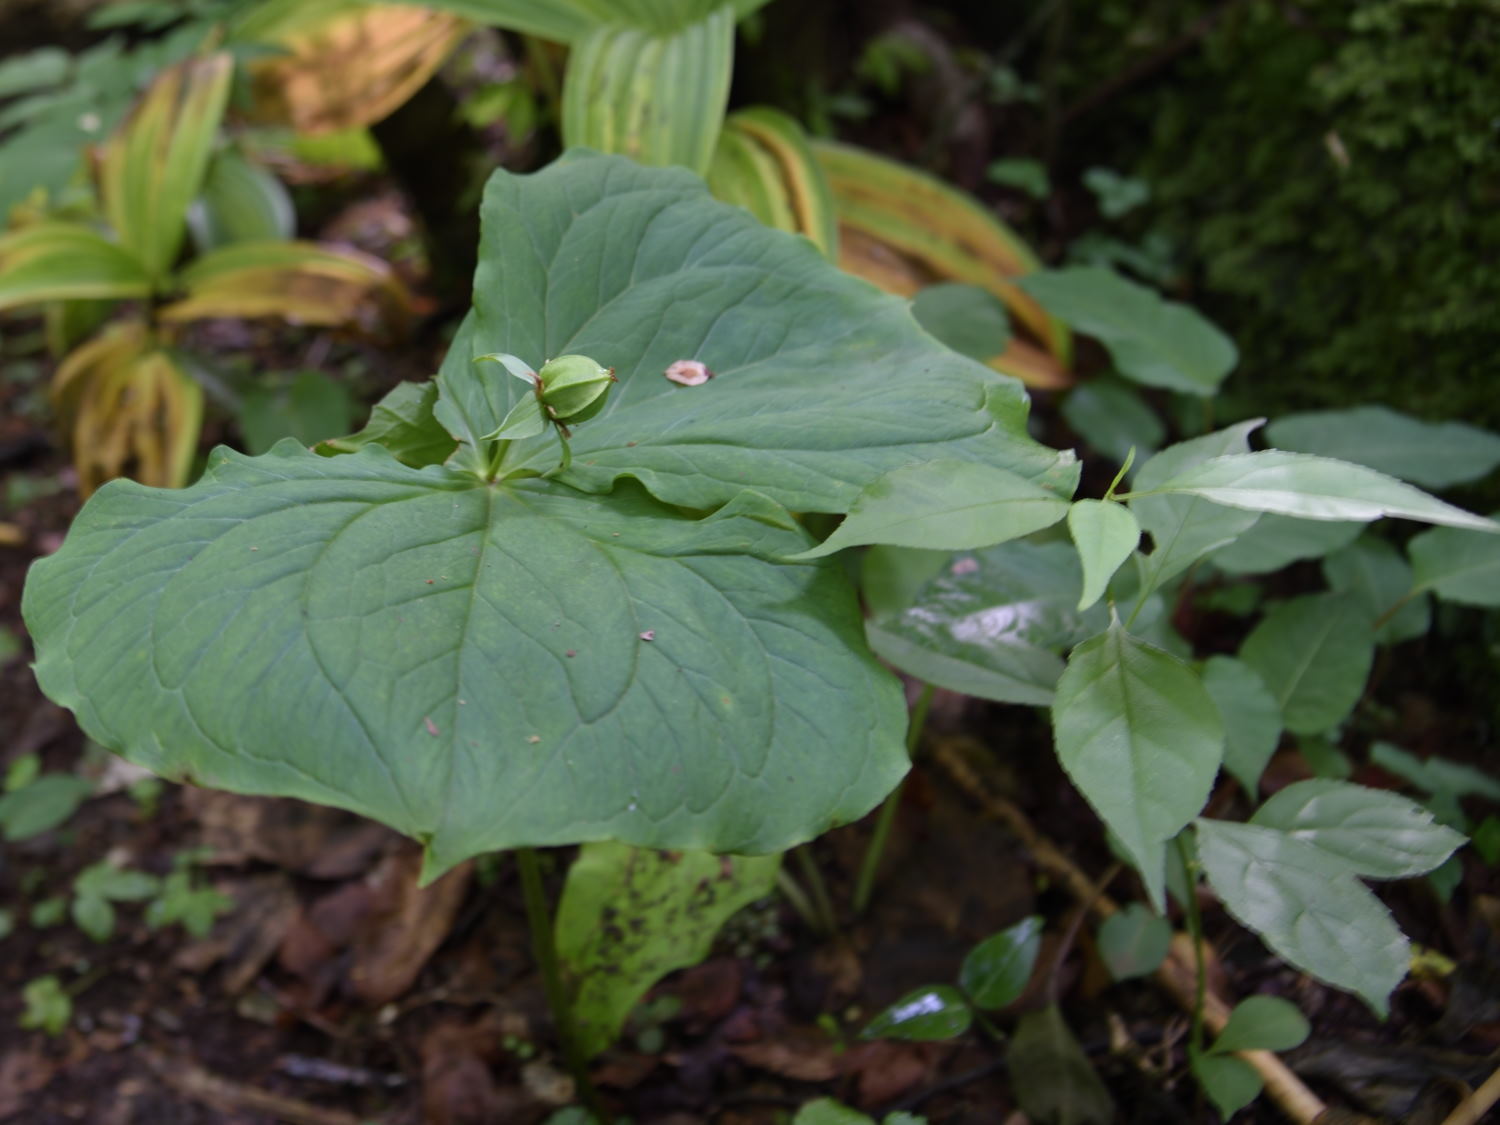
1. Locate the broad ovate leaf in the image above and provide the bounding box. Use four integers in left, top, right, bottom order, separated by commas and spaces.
1249, 779, 1464, 880
797, 461, 1072, 558
1008, 1006, 1114, 1125
556, 842, 779, 1056
442, 152, 1074, 508
1208, 514, 1363, 575
23, 443, 908, 878
1016, 266, 1236, 396
1210, 995, 1310, 1054
1067, 499, 1139, 610
1052, 623, 1223, 909
1144, 451, 1499, 532
911, 282, 1012, 362
1409, 521, 1500, 607
1061, 377, 1163, 465
1097, 902, 1171, 981
1195, 819, 1408, 1016
1323, 534, 1430, 644
1190, 1052, 1262, 1120
1238, 593, 1374, 736
1199, 655, 1281, 795
1266, 406, 1500, 490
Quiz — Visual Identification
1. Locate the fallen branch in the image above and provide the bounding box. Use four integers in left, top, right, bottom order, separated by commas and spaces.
142, 1048, 366, 1125
1439, 1063, 1500, 1125
933, 737, 1328, 1125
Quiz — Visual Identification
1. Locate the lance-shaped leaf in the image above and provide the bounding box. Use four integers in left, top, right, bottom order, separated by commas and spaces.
1239, 593, 1374, 735
796, 461, 1072, 558
561, 6, 735, 176
1249, 779, 1464, 879
556, 843, 779, 1056
442, 152, 1074, 509
23, 443, 908, 879
1266, 406, 1500, 490
1052, 623, 1223, 908
1067, 499, 1139, 610
99, 52, 233, 283
0, 222, 151, 308
1141, 451, 1499, 532
396, 0, 771, 42
1195, 819, 1408, 1016
707, 106, 838, 259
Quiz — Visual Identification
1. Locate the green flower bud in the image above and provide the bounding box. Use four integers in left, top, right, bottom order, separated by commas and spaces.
536, 354, 616, 421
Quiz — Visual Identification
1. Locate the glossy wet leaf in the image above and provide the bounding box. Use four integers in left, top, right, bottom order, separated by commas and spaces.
1067, 500, 1139, 610
1250, 779, 1464, 879
556, 842, 779, 1057
911, 283, 1012, 361
1211, 995, 1311, 1054
1195, 819, 1407, 1015
1266, 407, 1500, 490
959, 915, 1042, 1009
1208, 514, 1363, 575
1199, 656, 1281, 794
1409, 522, 1500, 607
1097, 902, 1171, 981
1145, 451, 1498, 532
1017, 266, 1236, 396
797, 461, 1071, 558
1323, 535, 1430, 644
1052, 623, 1223, 909
867, 541, 1104, 706
862, 985, 972, 1041
1190, 1051, 1262, 1119
444, 153, 1072, 505
1239, 593, 1374, 735
1008, 1006, 1114, 1125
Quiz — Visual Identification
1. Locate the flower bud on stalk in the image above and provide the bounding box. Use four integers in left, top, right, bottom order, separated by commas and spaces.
535, 354, 616, 424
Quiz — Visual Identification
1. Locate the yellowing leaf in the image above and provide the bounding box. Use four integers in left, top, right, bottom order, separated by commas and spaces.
160, 240, 411, 334
245, 5, 470, 134
707, 107, 838, 258
0, 223, 151, 309
99, 52, 234, 283
812, 139, 1072, 383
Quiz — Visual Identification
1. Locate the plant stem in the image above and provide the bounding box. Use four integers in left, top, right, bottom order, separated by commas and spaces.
514, 847, 609, 1121
485, 438, 512, 481
1175, 834, 1208, 1055
775, 867, 825, 934
852, 682, 935, 916
794, 845, 839, 937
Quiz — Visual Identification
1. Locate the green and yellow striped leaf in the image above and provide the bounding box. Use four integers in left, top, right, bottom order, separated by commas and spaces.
707, 107, 837, 259
0, 222, 150, 309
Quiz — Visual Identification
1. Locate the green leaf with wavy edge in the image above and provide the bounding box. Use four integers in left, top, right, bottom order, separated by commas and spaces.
1266, 406, 1500, 490
1238, 593, 1374, 736
1017, 266, 1237, 396
556, 842, 779, 1057
1139, 451, 1498, 533
1052, 622, 1223, 909
1195, 818, 1407, 1016
1249, 779, 1464, 880
1199, 655, 1281, 795
1067, 499, 1139, 610
796, 461, 1072, 559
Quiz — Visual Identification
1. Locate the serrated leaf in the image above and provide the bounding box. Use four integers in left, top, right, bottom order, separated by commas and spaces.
1144, 451, 1498, 533
24, 443, 908, 878
958, 915, 1042, 1009
1266, 406, 1500, 490
1195, 819, 1408, 1016
862, 986, 972, 1041
1190, 1051, 1263, 1119
443, 153, 1073, 505
1199, 655, 1281, 794
1017, 266, 1236, 396
866, 540, 1105, 706
1409, 522, 1500, 607
797, 461, 1071, 558
1250, 779, 1465, 879
1097, 902, 1171, 981
1067, 500, 1139, 610
1323, 535, 1430, 644
1208, 514, 1363, 575
1238, 593, 1374, 735
1052, 623, 1223, 909
1129, 421, 1264, 597
1211, 995, 1310, 1054
1008, 1005, 1114, 1125
556, 843, 779, 1057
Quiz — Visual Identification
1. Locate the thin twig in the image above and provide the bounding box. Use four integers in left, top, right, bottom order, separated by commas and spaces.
140, 1048, 365, 1125
1439, 1064, 1500, 1125
932, 737, 1329, 1125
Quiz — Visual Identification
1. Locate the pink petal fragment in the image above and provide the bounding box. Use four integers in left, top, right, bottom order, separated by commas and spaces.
665, 360, 713, 386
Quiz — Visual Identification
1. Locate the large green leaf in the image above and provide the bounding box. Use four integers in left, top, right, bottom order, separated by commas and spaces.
413, 0, 770, 41
1016, 266, 1237, 396
1323, 534, 1430, 643
1266, 406, 1500, 490
556, 842, 779, 1056
1249, 779, 1464, 880
25, 444, 906, 876
1199, 655, 1281, 795
1141, 451, 1499, 532
1195, 819, 1408, 1016
866, 540, 1105, 706
1052, 622, 1224, 908
442, 153, 1073, 506
1238, 593, 1374, 735
1409, 521, 1500, 607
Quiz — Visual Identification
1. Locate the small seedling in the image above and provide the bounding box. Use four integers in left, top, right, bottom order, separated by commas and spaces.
19, 976, 72, 1037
